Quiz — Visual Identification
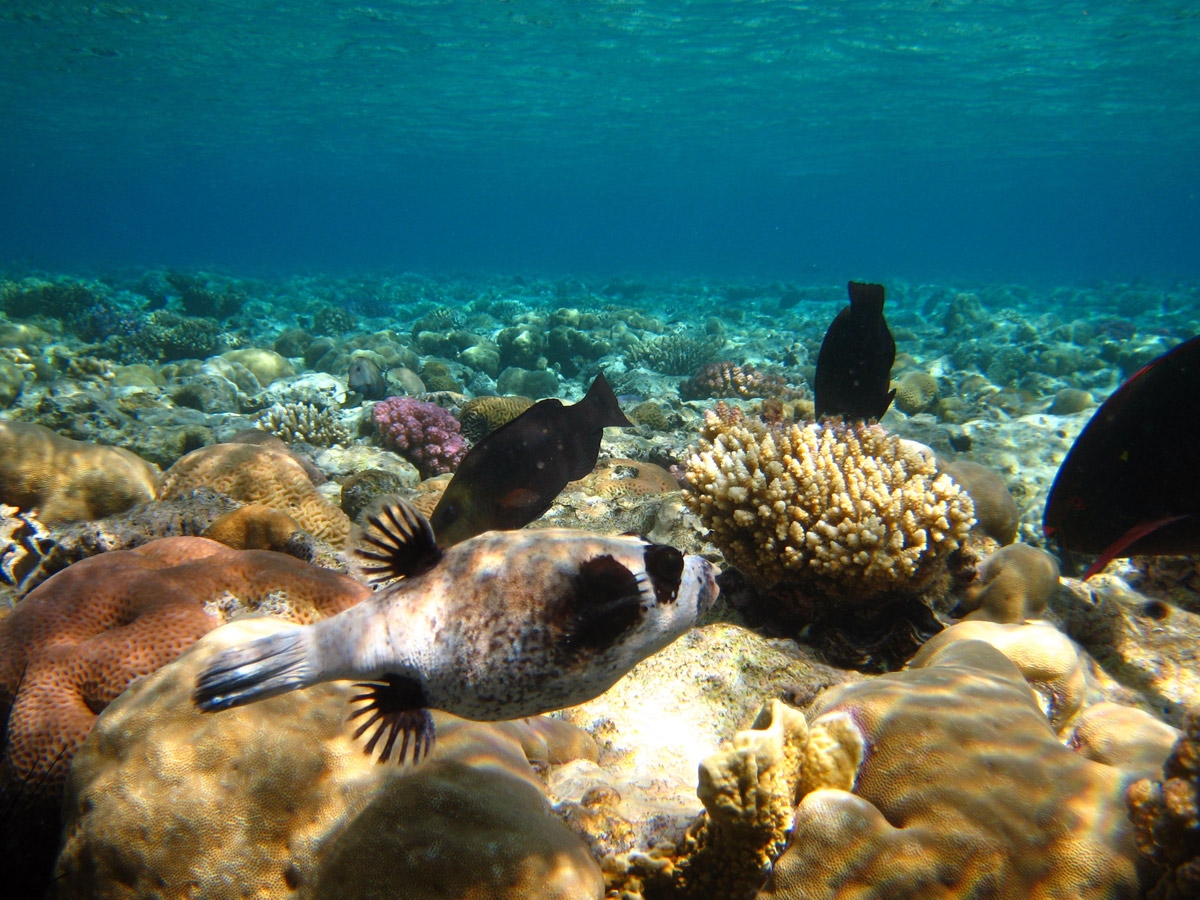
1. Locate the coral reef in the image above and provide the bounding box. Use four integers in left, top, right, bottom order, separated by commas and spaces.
133, 310, 222, 361
683, 406, 974, 599
678, 362, 799, 402
222, 347, 296, 385
371, 396, 467, 476
0, 421, 160, 525
201, 504, 304, 553
956, 542, 1060, 623
942, 459, 1020, 545
255, 401, 349, 447
55, 618, 602, 900
627, 333, 725, 376
159, 443, 351, 547
668, 700, 810, 898
459, 394, 535, 442
0, 537, 371, 897
1127, 708, 1200, 900
758, 640, 1143, 899
892, 370, 939, 415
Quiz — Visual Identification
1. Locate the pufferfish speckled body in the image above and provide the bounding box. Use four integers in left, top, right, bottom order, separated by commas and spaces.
194, 499, 719, 762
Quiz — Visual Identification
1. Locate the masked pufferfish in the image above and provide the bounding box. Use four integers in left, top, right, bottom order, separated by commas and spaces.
194, 499, 720, 763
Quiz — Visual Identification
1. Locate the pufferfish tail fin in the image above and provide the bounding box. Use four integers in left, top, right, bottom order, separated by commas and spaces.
193, 625, 317, 712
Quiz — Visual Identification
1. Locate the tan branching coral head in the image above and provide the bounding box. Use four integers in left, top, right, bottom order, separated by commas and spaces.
682, 405, 975, 599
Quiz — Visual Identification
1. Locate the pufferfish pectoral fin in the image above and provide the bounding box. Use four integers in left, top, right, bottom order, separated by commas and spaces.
350, 674, 436, 764
356, 498, 443, 584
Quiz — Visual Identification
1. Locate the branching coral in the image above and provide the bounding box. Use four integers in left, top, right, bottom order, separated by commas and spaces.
682, 406, 974, 599
372, 396, 467, 477
679, 362, 800, 403
627, 334, 725, 376
255, 401, 349, 447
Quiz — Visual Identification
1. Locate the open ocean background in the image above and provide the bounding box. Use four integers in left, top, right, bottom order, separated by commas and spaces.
1, 0, 1198, 284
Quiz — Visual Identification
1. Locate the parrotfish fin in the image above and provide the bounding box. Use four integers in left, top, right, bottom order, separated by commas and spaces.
562, 555, 647, 651
356, 498, 442, 584
349, 674, 435, 764
1082, 514, 1191, 581
193, 626, 314, 711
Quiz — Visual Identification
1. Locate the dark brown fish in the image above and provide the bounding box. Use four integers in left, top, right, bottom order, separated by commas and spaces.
429, 373, 632, 546
814, 281, 896, 420
1043, 333, 1200, 578
348, 357, 388, 400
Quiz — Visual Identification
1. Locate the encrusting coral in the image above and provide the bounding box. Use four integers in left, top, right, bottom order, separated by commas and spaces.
1127, 707, 1200, 900
159, 442, 351, 547
0, 421, 160, 524
683, 406, 974, 600
54, 618, 604, 900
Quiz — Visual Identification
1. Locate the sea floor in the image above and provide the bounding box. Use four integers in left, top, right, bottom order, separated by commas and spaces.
1, 267, 1198, 899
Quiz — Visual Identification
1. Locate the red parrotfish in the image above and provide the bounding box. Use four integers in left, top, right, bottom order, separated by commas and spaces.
1043, 333, 1200, 579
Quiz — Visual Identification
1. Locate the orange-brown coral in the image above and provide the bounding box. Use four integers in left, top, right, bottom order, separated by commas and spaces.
0, 421, 160, 524
0, 536, 370, 797
572, 458, 680, 499
679, 362, 799, 402
1127, 707, 1200, 899
160, 442, 351, 547
201, 503, 302, 552
957, 543, 1061, 624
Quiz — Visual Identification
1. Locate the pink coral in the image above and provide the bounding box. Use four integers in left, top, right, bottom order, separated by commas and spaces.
372, 397, 467, 477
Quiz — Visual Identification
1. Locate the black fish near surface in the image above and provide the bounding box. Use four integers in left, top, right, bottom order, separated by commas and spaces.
1043, 333, 1200, 579
814, 281, 896, 420
428, 373, 632, 547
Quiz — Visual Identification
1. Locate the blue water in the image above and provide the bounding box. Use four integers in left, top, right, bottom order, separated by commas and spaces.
1, 1, 1198, 282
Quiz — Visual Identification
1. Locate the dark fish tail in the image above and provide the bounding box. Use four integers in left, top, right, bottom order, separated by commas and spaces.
585, 372, 633, 428
193, 626, 316, 712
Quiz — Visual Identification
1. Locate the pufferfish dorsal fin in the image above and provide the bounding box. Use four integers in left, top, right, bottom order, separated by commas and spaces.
356, 498, 443, 584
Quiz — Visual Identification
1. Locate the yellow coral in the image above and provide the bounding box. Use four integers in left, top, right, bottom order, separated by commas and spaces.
759, 640, 1144, 900
682, 408, 974, 597
160, 443, 350, 547
671, 699, 810, 899
55, 619, 602, 900
0, 421, 160, 524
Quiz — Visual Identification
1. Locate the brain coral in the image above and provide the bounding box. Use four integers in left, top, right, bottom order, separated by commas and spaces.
159, 442, 351, 547
682, 406, 974, 599
459, 394, 535, 442
55, 618, 603, 900
0, 421, 160, 524
758, 640, 1144, 900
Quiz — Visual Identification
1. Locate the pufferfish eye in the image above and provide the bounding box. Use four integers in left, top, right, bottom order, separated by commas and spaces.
643, 544, 684, 604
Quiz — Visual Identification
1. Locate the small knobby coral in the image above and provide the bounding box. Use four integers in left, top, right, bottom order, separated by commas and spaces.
682, 405, 975, 599
372, 396, 467, 477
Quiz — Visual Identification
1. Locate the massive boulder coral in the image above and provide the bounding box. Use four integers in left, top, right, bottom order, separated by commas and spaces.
55, 618, 603, 900
682, 406, 974, 667
0, 421, 160, 524
757, 640, 1146, 900
159, 442, 351, 547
